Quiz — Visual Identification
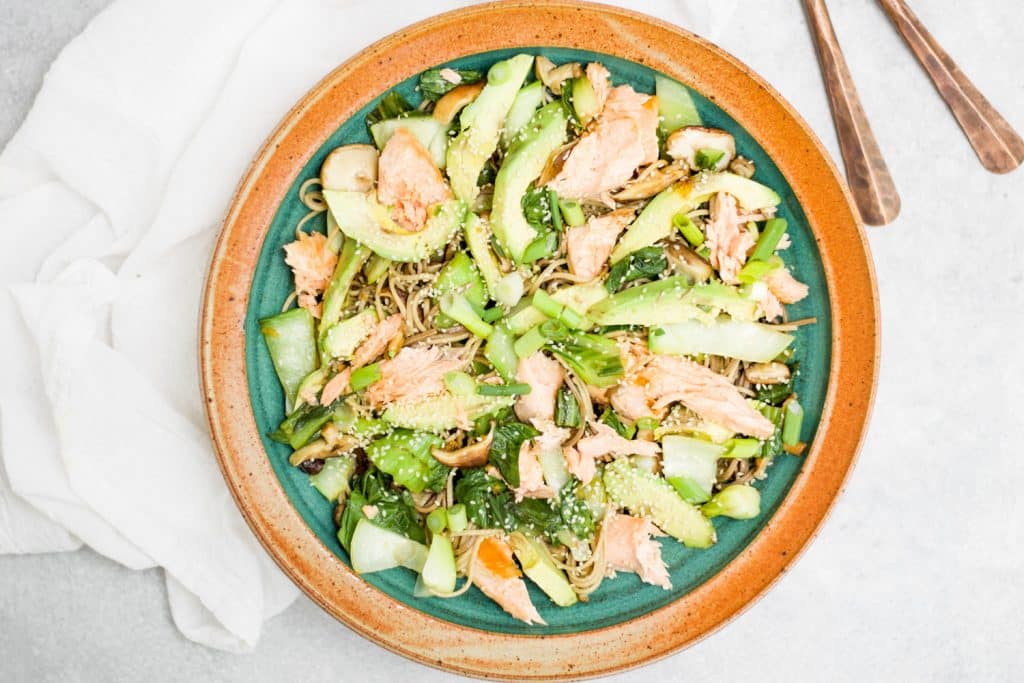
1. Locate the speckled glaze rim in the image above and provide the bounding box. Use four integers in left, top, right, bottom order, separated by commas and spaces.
200, 1, 879, 679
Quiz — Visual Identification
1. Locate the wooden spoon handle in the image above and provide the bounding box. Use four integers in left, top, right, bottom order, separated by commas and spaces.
877, 0, 1024, 174
802, 0, 900, 225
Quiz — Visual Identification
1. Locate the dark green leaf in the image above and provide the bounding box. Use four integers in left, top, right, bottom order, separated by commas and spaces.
419, 67, 483, 101
605, 247, 668, 293
488, 421, 540, 487
522, 185, 557, 233
454, 469, 518, 530
366, 91, 413, 128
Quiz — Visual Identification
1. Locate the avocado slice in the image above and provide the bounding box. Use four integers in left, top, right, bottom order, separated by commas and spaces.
322, 308, 378, 361
323, 190, 467, 263
382, 392, 515, 433
588, 277, 758, 327
603, 457, 716, 548
491, 102, 569, 262
610, 172, 780, 264
510, 535, 578, 607
447, 53, 534, 202
501, 81, 545, 149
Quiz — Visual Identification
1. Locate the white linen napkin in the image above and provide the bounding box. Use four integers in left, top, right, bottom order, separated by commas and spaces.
0, 0, 737, 652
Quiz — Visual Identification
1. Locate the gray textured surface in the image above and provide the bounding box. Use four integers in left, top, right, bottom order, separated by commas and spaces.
2, 1, 1023, 681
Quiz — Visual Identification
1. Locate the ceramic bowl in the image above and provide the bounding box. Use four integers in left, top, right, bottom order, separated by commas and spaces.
201, 1, 878, 679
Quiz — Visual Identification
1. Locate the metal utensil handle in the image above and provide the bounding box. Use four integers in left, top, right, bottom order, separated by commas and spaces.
877, 0, 1024, 174
802, 0, 901, 226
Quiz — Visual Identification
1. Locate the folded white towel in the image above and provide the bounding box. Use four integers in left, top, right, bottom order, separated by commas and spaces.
0, 0, 737, 652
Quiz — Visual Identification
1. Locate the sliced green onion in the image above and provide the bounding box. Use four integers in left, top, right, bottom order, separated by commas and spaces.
538, 319, 569, 340
547, 188, 563, 232
521, 231, 559, 263
782, 398, 804, 446
513, 325, 547, 358
532, 290, 563, 319
480, 306, 504, 323
695, 148, 726, 169
636, 417, 660, 432
722, 438, 761, 459
349, 363, 381, 392
446, 504, 468, 533
477, 382, 532, 396
555, 387, 582, 428
673, 213, 705, 247
737, 258, 780, 284
558, 199, 586, 227
426, 508, 448, 535
668, 476, 711, 505
750, 218, 788, 262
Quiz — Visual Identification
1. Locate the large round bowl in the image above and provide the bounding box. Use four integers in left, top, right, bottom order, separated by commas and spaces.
200, 1, 878, 679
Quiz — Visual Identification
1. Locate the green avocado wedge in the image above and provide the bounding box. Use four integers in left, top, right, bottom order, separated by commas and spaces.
446, 53, 534, 202
491, 102, 569, 262
323, 190, 467, 262
610, 172, 780, 263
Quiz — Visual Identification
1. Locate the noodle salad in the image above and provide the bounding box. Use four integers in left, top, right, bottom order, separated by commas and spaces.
260, 54, 813, 622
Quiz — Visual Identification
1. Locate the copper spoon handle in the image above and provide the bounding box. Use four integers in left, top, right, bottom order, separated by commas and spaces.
801, 0, 901, 226
877, 0, 1024, 174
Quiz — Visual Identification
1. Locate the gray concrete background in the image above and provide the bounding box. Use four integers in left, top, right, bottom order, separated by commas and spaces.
2, 1, 1023, 681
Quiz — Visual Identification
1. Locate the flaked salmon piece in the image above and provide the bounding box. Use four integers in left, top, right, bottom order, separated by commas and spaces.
566, 208, 635, 280
705, 192, 755, 285
376, 128, 452, 232
585, 62, 611, 113
645, 355, 774, 438
612, 340, 774, 438
602, 512, 671, 590
514, 351, 563, 424
363, 346, 465, 407
765, 268, 809, 304
563, 445, 596, 485
473, 537, 545, 625
758, 289, 785, 322
514, 419, 569, 500
352, 313, 403, 368
319, 367, 352, 406
546, 86, 659, 200
609, 382, 659, 422
575, 422, 660, 461
283, 231, 338, 319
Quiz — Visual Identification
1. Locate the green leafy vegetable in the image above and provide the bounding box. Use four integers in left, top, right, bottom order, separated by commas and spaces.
546, 331, 624, 387
522, 185, 558, 233
366, 91, 413, 128
754, 362, 798, 405
454, 469, 519, 530
555, 387, 581, 428
365, 429, 448, 494
599, 407, 636, 440
488, 421, 540, 487
419, 67, 483, 101
338, 467, 426, 552
270, 400, 344, 450
605, 246, 668, 293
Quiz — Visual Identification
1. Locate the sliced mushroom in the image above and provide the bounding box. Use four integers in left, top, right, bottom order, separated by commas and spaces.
536, 141, 576, 186
432, 81, 486, 125
665, 242, 713, 282
386, 326, 404, 358
745, 362, 791, 385
320, 144, 379, 192
728, 155, 756, 179
431, 428, 494, 468
534, 56, 583, 95
610, 160, 689, 201
288, 438, 333, 467
320, 423, 361, 452
665, 126, 736, 172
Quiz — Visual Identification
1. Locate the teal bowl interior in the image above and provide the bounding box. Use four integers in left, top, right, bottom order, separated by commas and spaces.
244, 48, 832, 635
